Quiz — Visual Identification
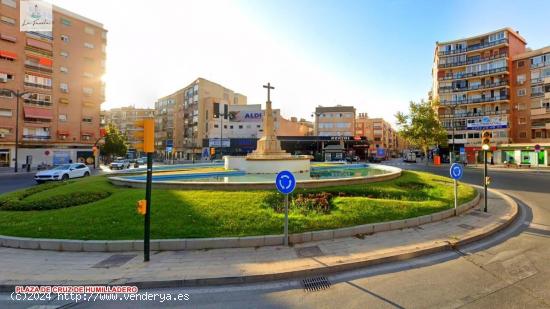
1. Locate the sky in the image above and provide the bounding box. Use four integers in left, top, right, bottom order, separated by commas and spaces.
50, 0, 550, 125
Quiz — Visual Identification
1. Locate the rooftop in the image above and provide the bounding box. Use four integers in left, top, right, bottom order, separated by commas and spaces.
436, 27, 527, 46
512, 46, 550, 61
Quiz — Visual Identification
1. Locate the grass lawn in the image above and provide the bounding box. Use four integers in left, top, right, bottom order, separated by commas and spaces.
0, 171, 477, 240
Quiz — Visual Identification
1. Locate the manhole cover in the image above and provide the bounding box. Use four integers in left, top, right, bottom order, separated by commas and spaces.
458, 224, 476, 230
303, 276, 331, 292
296, 246, 324, 258
92, 254, 137, 269
469, 211, 491, 218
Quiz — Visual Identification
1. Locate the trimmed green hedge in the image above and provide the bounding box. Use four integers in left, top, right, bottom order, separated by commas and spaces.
0, 188, 111, 211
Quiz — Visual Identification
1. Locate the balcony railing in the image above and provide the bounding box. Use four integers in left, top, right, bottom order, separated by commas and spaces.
438, 53, 507, 69
440, 110, 509, 118
438, 38, 508, 56
531, 61, 550, 69
438, 66, 508, 81
22, 135, 51, 140
438, 80, 508, 93
440, 95, 509, 106
24, 82, 52, 90
24, 99, 52, 107
24, 61, 53, 74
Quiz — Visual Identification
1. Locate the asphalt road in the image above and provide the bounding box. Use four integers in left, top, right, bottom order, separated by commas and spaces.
1, 160, 550, 308
0, 172, 36, 194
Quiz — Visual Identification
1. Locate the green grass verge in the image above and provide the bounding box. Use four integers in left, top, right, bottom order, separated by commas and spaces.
0, 171, 476, 240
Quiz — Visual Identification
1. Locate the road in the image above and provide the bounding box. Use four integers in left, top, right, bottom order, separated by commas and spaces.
1, 159, 549, 308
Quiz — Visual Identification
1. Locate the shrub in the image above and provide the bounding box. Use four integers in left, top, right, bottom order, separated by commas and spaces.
292, 192, 333, 214
262, 192, 285, 212
0, 191, 111, 211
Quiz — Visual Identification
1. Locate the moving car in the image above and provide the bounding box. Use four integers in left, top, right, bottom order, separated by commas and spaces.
110, 160, 131, 170
34, 163, 91, 184
403, 151, 417, 163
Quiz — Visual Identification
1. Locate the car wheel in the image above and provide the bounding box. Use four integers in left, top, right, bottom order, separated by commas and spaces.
84, 171, 90, 177
62, 174, 69, 181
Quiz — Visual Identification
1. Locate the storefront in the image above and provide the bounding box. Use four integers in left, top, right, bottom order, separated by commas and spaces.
498, 143, 549, 166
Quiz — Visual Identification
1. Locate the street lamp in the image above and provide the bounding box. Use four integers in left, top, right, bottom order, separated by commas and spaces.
1, 89, 30, 172
449, 102, 459, 164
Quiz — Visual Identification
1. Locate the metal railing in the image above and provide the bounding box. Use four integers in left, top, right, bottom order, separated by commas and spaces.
440, 110, 509, 118
24, 82, 52, 90
438, 38, 508, 56
440, 95, 510, 105
24, 99, 52, 107
22, 135, 51, 140
438, 80, 508, 93
24, 62, 53, 74
439, 66, 508, 81
438, 53, 507, 69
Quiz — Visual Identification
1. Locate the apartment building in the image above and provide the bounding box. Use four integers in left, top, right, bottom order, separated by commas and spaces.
103, 106, 155, 153
155, 78, 247, 160
355, 113, 404, 158
313, 105, 356, 136
0, 0, 106, 167
433, 28, 527, 163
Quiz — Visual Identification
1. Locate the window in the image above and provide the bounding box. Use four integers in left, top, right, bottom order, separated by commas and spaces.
0, 72, 14, 82
519, 117, 526, 124
519, 132, 527, 138
238, 125, 243, 129
83, 72, 93, 78
517, 89, 526, 96
25, 74, 52, 88
1, 16, 15, 25
61, 17, 71, 26
61, 35, 70, 43
84, 27, 95, 35
229, 125, 233, 129
0, 89, 12, 98
60, 66, 68, 73
517, 60, 524, 68
84, 42, 94, 49
0, 108, 12, 117
1, 0, 16, 8
60, 83, 69, 93
518, 104, 526, 111
60, 51, 69, 58
83, 87, 93, 96
59, 114, 67, 122
516, 74, 526, 85
214, 124, 218, 128
82, 117, 92, 123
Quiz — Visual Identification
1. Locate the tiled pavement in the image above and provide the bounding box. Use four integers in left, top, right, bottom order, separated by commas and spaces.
0, 189, 517, 289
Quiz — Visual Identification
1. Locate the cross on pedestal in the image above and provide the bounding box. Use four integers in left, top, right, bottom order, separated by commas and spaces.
263, 82, 274, 102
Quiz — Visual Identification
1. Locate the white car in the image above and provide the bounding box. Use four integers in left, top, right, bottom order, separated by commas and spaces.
34, 163, 91, 183
110, 160, 131, 170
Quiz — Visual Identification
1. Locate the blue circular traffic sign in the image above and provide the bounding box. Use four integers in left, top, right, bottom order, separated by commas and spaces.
276, 170, 296, 194
450, 163, 463, 180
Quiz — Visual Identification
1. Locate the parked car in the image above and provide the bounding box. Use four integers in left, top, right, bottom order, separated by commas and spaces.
110, 160, 131, 170
136, 158, 146, 165
34, 163, 91, 184
346, 155, 360, 162
403, 151, 417, 163
368, 157, 382, 163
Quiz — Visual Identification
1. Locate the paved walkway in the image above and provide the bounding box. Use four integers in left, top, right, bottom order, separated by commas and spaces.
0, 189, 517, 289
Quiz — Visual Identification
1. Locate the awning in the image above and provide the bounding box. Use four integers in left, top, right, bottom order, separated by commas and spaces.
38, 57, 53, 67
23, 106, 53, 120
59, 98, 69, 104
57, 130, 70, 136
26, 38, 53, 51
82, 131, 95, 136
0, 33, 17, 43
0, 50, 17, 59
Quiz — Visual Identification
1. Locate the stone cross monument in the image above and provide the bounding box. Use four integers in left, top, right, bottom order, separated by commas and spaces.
247, 82, 291, 159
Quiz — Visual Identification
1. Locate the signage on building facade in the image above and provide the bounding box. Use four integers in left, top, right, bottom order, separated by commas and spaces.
466, 116, 507, 130
20, 0, 53, 32
209, 138, 230, 147
229, 111, 263, 123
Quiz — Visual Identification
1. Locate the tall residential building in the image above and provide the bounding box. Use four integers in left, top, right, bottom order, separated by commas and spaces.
0, 1, 106, 167
103, 106, 155, 153
313, 105, 356, 136
155, 78, 247, 160
432, 28, 526, 163
511, 46, 550, 143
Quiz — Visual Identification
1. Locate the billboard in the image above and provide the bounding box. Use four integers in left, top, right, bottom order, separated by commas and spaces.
229, 111, 262, 122
209, 138, 230, 147
467, 116, 507, 130
52, 151, 71, 165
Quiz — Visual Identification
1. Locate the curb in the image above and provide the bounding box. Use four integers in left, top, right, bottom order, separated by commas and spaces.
0, 188, 517, 291
0, 189, 479, 252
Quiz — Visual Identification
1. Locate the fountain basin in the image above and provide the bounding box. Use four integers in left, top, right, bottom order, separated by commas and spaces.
225, 155, 312, 174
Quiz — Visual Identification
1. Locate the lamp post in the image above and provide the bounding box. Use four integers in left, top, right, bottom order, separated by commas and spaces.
311, 112, 322, 160
218, 103, 227, 159
449, 102, 459, 164
1, 89, 30, 173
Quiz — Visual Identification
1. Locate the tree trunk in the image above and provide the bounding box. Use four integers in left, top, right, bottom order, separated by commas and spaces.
423, 146, 429, 166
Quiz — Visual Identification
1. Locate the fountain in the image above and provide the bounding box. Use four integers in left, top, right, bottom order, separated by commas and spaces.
224, 83, 312, 174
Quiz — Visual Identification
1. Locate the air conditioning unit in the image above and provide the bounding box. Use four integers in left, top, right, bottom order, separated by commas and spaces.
0, 133, 6, 138
0, 77, 7, 83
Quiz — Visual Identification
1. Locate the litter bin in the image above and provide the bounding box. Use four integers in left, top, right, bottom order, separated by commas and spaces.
434, 155, 441, 165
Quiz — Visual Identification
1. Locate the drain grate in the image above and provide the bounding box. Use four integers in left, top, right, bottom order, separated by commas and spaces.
92, 254, 137, 269
302, 276, 331, 292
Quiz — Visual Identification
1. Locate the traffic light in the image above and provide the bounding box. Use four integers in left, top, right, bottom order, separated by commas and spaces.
481, 130, 491, 150
134, 119, 155, 153
136, 200, 147, 215
485, 176, 492, 186
210, 147, 216, 156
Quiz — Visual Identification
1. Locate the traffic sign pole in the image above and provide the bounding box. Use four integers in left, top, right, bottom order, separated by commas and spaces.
454, 179, 458, 215
449, 163, 463, 216
284, 194, 289, 246
484, 150, 488, 213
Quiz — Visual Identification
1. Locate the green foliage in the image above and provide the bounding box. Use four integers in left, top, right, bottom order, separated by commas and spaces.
0, 171, 477, 239
395, 99, 448, 158
101, 123, 128, 158
292, 192, 333, 214
0, 191, 111, 211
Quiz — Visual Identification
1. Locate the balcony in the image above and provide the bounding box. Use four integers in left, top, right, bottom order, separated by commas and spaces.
439, 67, 508, 81
531, 61, 550, 69
24, 82, 52, 90
438, 38, 508, 56
24, 99, 52, 107
438, 53, 507, 69
24, 61, 53, 74
22, 135, 51, 141
438, 80, 508, 93
440, 95, 509, 106
440, 110, 509, 119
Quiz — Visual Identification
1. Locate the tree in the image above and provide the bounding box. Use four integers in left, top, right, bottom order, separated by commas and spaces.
395, 99, 447, 164
101, 123, 128, 159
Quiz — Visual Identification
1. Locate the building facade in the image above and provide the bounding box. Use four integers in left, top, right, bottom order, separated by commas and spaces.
0, 1, 106, 167
355, 112, 405, 159
432, 28, 527, 163
313, 105, 356, 137
103, 106, 155, 154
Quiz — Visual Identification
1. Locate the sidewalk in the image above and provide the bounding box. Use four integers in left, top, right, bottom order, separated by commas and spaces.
0, 189, 518, 290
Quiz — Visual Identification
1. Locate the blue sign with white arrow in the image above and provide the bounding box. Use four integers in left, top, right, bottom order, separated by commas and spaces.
450, 163, 464, 180
276, 170, 296, 194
